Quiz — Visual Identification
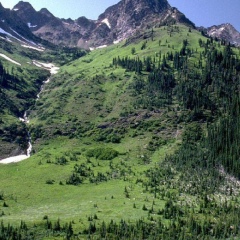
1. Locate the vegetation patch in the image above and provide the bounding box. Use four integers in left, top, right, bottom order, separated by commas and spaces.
85, 147, 119, 160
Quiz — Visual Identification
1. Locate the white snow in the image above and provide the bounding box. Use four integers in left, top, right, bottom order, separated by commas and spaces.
96, 45, 107, 49
101, 18, 111, 29
10, 28, 37, 46
6, 37, 12, 43
13, 8, 19, 11
0, 27, 36, 46
1, 20, 5, 23
0, 139, 32, 164
113, 39, 121, 44
1, 112, 31, 164
21, 44, 45, 52
27, 23, 37, 28
32, 60, 59, 74
0, 36, 12, 43
89, 45, 108, 51
0, 60, 59, 164
0, 154, 30, 164
0, 27, 23, 43
0, 53, 21, 66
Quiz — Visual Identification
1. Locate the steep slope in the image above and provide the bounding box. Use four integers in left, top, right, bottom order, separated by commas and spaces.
0, 24, 239, 238
0, 2, 45, 46
95, 0, 194, 45
0, 23, 239, 239
0, 21, 87, 160
13, 1, 95, 47
13, 1, 56, 31
207, 23, 240, 46
13, 0, 195, 48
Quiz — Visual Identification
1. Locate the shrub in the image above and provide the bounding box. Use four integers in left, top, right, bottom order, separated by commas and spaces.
46, 180, 55, 185
86, 147, 119, 160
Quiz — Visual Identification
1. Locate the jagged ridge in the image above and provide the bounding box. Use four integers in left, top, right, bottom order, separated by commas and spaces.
12, 0, 195, 48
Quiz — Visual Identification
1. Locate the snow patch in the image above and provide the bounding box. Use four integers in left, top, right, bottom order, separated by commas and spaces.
1, 112, 31, 164
0, 54, 21, 66
113, 39, 121, 44
10, 28, 37, 46
21, 45, 45, 52
101, 18, 111, 29
6, 37, 12, 43
27, 23, 37, 28
32, 60, 59, 74
1, 20, 5, 23
0, 36, 12, 43
0, 155, 30, 164
0, 27, 23, 43
0, 27, 37, 46
96, 45, 107, 49
13, 8, 19, 11
89, 45, 108, 51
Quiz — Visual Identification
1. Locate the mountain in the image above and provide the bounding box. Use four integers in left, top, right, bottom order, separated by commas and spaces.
13, 0, 195, 48
13, 1, 89, 47
12, 1, 56, 31
206, 23, 240, 46
0, 0, 240, 238
96, 0, 194, 45
0, 23, 239, 238
0, 2, 43, 45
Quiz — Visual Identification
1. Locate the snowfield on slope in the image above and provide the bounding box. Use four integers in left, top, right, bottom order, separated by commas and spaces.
101, 18, 111, 29
0, 27, 38, 46
0, 53, 21, 65
21, 45, 45, 52
32, 60, 60, 74
0, 154, 30, 164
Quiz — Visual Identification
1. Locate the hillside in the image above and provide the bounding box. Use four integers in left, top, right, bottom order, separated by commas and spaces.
0, 23, 239, 239
0, 31, 86, 159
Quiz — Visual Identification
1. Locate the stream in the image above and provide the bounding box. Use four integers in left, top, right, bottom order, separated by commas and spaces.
0, 62, 59, 164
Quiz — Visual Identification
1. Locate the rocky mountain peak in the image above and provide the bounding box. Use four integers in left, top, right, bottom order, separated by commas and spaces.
13, 0, 194, 48
97, 0, 194, 44
39, 8, 55, 18
121, 0, 170, 11
13, 1, 35, 12
207, 23, 240, 46
13, 1, 56, 31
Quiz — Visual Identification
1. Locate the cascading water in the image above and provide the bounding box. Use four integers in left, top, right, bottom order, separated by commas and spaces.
0, 63, 59, 164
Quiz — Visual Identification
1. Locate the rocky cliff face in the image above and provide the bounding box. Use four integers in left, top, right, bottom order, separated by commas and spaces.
207, 23, 240, 46
13, 1, 56, 31
12, 0, 195, 48
0, 2, 40, 44
97, 0, 194, 43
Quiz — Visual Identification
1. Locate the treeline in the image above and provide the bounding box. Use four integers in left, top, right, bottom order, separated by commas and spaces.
2, 206, 240, 240
0, 219, 74, 240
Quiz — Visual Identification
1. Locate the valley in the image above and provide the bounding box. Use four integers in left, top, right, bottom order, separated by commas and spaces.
0, 0, 239, 239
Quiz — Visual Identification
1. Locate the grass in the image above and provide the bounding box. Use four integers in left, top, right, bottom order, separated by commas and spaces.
0, 135, 175, 229
0, 24, 236, 237
0, 25, 192, 227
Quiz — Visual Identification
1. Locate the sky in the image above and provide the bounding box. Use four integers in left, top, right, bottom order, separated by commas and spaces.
1, 0, 240, 31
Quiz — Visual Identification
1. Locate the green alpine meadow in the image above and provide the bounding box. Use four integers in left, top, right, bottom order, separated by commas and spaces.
0, 0, 240, 239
